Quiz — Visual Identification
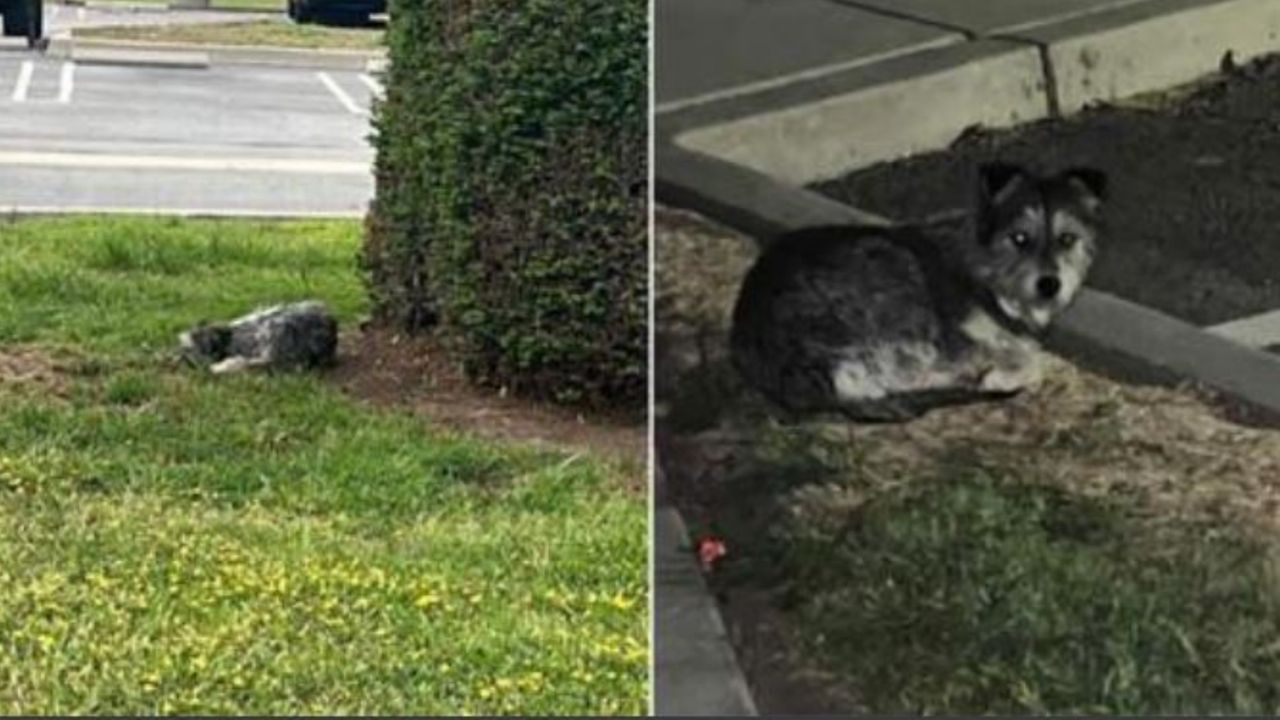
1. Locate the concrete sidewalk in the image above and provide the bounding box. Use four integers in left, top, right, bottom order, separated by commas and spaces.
657, 0, 1280, 183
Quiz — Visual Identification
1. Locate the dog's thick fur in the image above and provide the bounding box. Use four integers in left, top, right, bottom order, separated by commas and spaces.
730, 162, 1106, 422
179, 300, 338, 374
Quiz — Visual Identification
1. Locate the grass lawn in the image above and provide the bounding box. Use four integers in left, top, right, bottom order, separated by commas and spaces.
658, 208, 1280, 714
73, 19, 384, 51
71, 0, 285, 10
0, 216, 646, 714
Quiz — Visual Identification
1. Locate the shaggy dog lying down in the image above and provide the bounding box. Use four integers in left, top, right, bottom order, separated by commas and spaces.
180, 301, 338, 374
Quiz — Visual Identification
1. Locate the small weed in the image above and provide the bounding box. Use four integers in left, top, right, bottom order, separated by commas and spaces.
104, 372, 159, 406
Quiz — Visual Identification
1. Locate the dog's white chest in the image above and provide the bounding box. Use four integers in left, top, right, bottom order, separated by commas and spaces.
960, 309, 1043, 392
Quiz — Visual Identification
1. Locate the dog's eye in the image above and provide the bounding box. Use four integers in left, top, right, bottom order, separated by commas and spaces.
1008, 232, 1031, 249
1058, 232, 1078, 248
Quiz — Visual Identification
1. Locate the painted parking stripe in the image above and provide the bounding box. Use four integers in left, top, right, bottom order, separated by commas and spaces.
0, 151, 370, 175
358, 72, 382, 96
58, 62, 75, 104
11, 61, 33, 102
317, 71, 365, 116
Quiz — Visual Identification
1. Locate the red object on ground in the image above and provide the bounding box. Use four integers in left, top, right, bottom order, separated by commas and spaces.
697, 536, 727, 573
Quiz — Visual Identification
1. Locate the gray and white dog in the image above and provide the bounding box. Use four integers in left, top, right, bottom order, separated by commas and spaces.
179, 300, 339, 374
730, 162, 1106, 422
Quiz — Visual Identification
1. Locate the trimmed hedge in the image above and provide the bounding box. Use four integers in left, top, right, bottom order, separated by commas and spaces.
362, 0, 648, 408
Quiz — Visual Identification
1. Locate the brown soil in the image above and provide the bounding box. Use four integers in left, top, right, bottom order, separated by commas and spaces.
330, 327, 647, 487
0, 346, 72, 398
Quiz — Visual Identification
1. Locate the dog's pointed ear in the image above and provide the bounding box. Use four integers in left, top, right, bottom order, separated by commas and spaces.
1062, 167, 1107, 202
978, 162, 1029, 206
1060, 167, 1107, 214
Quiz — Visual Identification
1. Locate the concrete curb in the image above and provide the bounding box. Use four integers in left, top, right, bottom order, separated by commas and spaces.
69, 43, 210, 68
1015, 0, 1280, 115
656, 142, 1280, 420
654, 498, 758, 717
667, 39, 1049, 186
660, 0, 1280, 184
52, 35, 383, 70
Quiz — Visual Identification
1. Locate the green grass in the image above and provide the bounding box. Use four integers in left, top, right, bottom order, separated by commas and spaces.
737, 431, 1280, 714
74, 19, 385, 51
73, 0, 284, 10
0, 216, 646, 714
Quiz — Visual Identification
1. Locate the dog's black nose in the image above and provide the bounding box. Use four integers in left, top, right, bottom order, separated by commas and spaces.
1036, 276, 1061, 299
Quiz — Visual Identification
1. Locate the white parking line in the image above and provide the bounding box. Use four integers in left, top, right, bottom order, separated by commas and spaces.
58, 62, 75, 104
0, 151, 370, 175
317, 71, 365, 116
11, 61, 33, 103
358, 73, 383, 96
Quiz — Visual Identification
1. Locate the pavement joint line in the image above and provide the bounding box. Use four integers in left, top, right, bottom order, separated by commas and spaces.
11, 60, 32, 102
0, 151, 370, 175
824, 0, 977, 38
316, 70, 365, 116
1206, 309, 1280, 348
655, 34, 961, 116
1012, 35, 1062, 117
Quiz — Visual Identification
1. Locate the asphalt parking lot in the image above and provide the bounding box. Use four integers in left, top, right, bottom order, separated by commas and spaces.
0, 51, 376, 214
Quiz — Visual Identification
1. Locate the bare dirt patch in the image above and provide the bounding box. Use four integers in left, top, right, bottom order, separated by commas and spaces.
0, 346, 72, 398
331, 328, 646, 486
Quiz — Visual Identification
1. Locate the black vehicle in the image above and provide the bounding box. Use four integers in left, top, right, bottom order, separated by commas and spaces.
0, 0, 43, 49
286, 0, 385, 25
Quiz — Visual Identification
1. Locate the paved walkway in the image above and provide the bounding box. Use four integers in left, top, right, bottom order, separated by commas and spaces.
657, 0, 1280, 182
656, 0, 1148, 111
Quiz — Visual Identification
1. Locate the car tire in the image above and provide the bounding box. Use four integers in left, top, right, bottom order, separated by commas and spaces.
292, 0, 314, 23
2, 0, 29, 38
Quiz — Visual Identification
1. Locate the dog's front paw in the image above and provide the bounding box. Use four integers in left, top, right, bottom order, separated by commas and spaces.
210, 357, 251, 375
979, 362, 1042, 393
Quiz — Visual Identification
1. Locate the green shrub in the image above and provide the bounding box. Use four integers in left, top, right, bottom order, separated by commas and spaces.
363, 0, 647, 408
